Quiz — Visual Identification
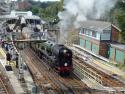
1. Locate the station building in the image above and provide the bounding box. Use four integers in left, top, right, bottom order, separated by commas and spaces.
109, 43, 125, 64
79, 20, 125, 64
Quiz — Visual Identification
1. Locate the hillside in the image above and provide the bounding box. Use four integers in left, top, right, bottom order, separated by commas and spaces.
17, 0, 63, 23
110, 0, 125, 43
16, 0, 125, 43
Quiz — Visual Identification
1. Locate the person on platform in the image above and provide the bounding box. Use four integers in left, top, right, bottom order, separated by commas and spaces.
6, 52, 12, 65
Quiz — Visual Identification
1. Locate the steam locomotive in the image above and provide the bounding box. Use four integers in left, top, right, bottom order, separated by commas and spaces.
30, 41, 73, 76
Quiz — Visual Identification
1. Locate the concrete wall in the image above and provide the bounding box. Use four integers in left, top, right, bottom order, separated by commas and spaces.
115, 49, 124, 64
79, 35, 100, 55
85, 40, 91, 50
109, 46, 125, 64
109, 47, 115, 60
92, 43, 99, 55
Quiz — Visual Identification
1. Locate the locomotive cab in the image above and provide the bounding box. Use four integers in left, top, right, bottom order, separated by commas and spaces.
52, 44, 73, 75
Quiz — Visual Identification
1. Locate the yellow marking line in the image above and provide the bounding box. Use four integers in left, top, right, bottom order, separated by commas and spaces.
6, 61, 16, 67
0, 48, 6, 58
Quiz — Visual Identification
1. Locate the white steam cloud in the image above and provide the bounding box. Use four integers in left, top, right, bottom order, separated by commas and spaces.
58, 0, 117, 43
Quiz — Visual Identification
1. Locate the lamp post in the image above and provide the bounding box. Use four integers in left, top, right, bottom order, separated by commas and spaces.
17, 42, 24, 81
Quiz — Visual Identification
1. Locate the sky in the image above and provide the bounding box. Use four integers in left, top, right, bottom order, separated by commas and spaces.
11, 0, 60, 2
34, 0, 60, 2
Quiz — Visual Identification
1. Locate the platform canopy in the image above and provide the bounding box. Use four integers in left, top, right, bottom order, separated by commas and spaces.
2, 39, 47, 43
0, 15, 18, 19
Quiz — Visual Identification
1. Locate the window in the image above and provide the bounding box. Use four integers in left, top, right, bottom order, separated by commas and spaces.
92, 31, 96, 37
84, 29, 92, 36
80, 28, 85, 34
80, 28, 82, 34
90, 31, 92, 36
82, 28, 85, 34
85, 29, 89, 35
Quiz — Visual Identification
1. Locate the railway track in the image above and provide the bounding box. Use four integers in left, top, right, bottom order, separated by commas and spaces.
0, 73, 15, 94
73, 54, 125, 87
0, 63, 15, 94
22, 48, 90, 94
71, 45, 125, 87
21, 50, 60, 94
58, 76, 90, 94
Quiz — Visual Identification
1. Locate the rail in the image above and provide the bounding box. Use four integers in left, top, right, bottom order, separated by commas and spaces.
22, 48, 90, 94
72, 47, 125, 93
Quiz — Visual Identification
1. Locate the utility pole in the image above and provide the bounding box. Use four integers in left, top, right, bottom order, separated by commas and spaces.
18, 51, 24, 81
18, 43, 24, 81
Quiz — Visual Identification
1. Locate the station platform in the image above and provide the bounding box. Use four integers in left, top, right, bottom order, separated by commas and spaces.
93, 59, 125, 80
71, 44, 109, 61
71, 44, 125, 81
71, 41, 123, 73
82, 78, 119, 93
81, 77, 104, 90
7, 71, 24, 94
0, 48, 6, 59
74, 70, 117, 92
0, 47, 35, 94
23, 65, 35, 93
0, 48, 24, 94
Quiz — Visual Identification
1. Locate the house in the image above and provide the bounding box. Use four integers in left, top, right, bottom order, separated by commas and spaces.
79, 20, 120, 58
109, 43, 125, 64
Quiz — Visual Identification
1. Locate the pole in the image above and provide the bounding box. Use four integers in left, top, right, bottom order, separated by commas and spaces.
18, 51, 24, 81
35, 84, 37, 94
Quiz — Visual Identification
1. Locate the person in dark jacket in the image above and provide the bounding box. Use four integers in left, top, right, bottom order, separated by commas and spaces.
6, 52, 12, 65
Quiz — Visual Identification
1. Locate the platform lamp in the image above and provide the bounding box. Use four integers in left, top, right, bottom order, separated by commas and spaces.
17, 42, 24, 81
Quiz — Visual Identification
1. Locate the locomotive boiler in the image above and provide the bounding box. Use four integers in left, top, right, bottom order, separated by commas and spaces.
30, 41, 73, 76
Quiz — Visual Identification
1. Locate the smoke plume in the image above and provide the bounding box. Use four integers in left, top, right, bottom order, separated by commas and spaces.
58, 0, 117, 43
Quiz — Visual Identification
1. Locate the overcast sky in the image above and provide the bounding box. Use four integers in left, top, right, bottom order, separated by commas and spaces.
11, 0, 60, 2
34, 0, 60, 2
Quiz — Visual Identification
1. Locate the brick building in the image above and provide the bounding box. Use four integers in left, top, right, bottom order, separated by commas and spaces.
109, 43, 125, 64
79, 20, 125, 64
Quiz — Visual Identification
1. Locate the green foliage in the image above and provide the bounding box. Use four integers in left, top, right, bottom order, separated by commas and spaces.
111, 1, 125, 42
19, 0, 64, 24
114, 9, 125, 31
28, 1, 56, 8
115, 1, 125, 10
32, 7, 39, 15
38, 1, 63, 23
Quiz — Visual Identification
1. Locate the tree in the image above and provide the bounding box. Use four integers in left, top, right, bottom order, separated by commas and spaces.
17, 0, 64, 24
32, 7, 39, 15
111, 1, 125, 42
